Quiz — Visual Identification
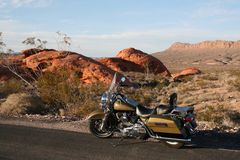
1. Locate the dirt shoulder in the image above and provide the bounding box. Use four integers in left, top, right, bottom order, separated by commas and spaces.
0, 115, 89, 133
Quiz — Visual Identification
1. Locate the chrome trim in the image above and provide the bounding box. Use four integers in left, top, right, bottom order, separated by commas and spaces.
150, 135, 191, 142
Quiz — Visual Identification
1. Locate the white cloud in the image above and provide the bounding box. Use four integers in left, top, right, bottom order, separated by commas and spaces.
1, 17, 239, 57
13, 0, 52, 7
1, 27, 240, 57
192, 0, 240, 18
0, 0, 52, 8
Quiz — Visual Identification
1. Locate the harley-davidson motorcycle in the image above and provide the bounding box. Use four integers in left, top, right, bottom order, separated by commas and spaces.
88, 73, 197, 148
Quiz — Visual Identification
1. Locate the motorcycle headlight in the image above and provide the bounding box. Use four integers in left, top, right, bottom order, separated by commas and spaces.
101, 92, 108, 106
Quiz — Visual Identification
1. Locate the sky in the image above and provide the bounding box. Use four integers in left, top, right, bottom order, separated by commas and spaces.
0, 0, 240, 57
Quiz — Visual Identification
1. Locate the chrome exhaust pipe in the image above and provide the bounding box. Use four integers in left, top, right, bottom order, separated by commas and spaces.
150, 135, 191, 142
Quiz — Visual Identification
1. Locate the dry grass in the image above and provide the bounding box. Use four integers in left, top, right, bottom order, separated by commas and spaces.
228, 70, 240, 91
36, 69, 106, 117
197, 105, 240, 128
122, 71, 240, 130
0, 69, 239, 131
0, 93, 44, 115
0, 79, 24, 98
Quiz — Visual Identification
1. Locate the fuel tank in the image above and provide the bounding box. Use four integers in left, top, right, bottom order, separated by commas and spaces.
145, 115, 181, 134
113, 100, 135, 111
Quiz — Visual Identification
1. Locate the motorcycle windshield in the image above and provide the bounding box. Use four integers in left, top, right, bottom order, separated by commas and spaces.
108, 73, 117, 94
105, 73, 118, 102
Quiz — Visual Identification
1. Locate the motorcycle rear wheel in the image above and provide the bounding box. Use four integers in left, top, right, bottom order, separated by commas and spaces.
163, 141, 185, 149
89, 119, 113, 138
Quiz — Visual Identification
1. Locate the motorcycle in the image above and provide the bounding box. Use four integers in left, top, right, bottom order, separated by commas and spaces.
88, 73, 197, 148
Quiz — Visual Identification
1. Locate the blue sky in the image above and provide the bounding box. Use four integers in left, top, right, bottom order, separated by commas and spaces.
0, 0, 240, 57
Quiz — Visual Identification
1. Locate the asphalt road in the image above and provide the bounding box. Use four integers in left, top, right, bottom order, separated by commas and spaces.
0, 124, 240, 160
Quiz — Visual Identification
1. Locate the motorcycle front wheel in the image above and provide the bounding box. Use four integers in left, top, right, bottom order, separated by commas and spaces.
89, 119, 113, 138
163, 141, 185, 149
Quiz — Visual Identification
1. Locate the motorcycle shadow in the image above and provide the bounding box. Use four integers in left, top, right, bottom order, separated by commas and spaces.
108, 137, 147, 147
185, 130, 240, 150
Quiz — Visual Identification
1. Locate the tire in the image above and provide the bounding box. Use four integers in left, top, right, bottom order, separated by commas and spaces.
88, 119, 113, 138
163, 141, 185, 149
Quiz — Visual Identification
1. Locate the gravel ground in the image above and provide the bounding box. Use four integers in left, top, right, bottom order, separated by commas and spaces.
0, 115, 89, 133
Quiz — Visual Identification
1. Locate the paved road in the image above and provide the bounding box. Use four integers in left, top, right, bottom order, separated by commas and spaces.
0, 124, 239, 160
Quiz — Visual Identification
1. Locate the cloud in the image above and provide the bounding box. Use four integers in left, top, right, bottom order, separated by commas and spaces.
1, 17, 239, 57
192, 0, 240, 18
0, 0, 53, 8
0, 19, 20, 31
1, 26, 240, 57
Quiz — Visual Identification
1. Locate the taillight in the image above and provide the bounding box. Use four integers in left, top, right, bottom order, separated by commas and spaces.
183, 117, 193, 122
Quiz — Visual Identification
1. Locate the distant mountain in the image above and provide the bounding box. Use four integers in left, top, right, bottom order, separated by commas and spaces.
152, 40, 240, 70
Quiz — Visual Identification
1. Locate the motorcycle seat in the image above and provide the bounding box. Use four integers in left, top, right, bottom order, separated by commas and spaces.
136, 105, 156, 118
155, 104, 171, 115
136, 104, 172, 117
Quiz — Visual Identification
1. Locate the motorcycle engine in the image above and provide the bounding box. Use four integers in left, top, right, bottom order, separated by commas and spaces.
116, 113, 147, 139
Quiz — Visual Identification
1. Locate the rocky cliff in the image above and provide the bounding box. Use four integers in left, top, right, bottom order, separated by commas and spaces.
153, 40, 240, 70
169, 40, 240, 50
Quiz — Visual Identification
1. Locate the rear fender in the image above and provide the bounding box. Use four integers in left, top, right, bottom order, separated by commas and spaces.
87, 110, 105, 120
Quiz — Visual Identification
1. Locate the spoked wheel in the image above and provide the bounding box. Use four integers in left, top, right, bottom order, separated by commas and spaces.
88, 119, 113, 138
163, 141, 185, 149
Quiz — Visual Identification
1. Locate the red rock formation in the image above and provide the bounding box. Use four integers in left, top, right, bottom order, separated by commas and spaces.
0, 66, 15, 81
1, 49, 136, 85
21, 48, 42, 58
1, 48, 173, 84
98, 57, 144, 72
0, 54, 26, 81
172, 67, 201, 79
21, 48, 56, 58
23, 50, 133, 85
116, 48, 171, 77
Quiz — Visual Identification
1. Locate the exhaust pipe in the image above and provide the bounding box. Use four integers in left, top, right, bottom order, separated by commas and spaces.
150, 135, 191, 142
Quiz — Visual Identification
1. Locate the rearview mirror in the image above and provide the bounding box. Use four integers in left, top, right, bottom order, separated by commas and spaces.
120, 77, 126, 83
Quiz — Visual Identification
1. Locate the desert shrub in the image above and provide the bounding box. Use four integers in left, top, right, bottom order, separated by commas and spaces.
201, 74, 218, 81
36, 69, 107, 117
176, 75, 194, 83
0, 79, 24, 98
197, 105, 240, 127
0, 93, 44, 115
70, 83, 107, 117
227, 111, 240, 125
178, 82, 197, 93
228, 70, 240, 91
195, 79, 209, 89
197, 105, 224, 125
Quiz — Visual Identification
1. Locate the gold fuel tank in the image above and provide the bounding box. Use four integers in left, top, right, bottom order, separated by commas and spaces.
113, 100, 135, 111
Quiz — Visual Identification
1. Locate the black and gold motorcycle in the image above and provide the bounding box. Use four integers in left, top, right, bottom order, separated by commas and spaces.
88, 73, 197, 148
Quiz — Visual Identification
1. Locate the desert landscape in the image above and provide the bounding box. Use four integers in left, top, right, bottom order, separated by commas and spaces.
153, 40, 240, 71
0, 38, 239, 133
1, 1, 240, 159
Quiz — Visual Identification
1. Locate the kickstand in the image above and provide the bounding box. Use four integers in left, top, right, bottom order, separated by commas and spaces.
111, 136, 125, 147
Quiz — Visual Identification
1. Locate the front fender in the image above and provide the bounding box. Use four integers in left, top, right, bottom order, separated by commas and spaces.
87, 110, 105, 120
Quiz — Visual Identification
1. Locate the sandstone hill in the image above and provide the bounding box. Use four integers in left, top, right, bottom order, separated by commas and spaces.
0, 48, 201, 84
99, 48, 171, 77
153, 40, 240, 70
98, 57, 144, 73
0, 49, 120, 84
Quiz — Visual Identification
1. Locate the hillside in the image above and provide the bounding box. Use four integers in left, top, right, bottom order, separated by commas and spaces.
153, 40, 240, 71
